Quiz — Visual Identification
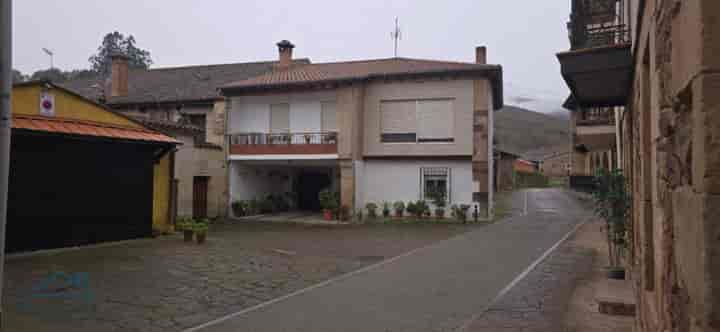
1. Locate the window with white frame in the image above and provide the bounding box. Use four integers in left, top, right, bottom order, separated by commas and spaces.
421, 167, 451, 202
380, 99, 454, 143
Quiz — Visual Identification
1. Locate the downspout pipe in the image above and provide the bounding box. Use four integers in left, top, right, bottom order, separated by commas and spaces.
0, 0, 12, 328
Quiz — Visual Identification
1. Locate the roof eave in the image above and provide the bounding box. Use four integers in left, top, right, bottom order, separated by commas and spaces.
220, 66, 504, 110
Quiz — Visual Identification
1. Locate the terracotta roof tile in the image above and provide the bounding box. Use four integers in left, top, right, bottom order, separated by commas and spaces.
221, 57, 504, 109
12, 115, 180, 144
223, 58, 500, 89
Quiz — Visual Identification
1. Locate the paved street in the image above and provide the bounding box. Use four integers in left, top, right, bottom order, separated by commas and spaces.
191, 188, 592, 332
3, 213, 482, 331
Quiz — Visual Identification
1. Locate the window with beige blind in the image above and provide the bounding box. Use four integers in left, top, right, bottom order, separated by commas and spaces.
380, 99, 454, 143
417, 99, 453, 142
321, 101, 337, 132
269, 103, 290, 133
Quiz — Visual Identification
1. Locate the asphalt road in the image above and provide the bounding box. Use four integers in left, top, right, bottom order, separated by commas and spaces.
188, 188, 592, 332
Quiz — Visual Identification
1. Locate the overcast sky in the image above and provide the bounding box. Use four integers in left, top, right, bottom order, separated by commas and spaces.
13, 0, 571, 113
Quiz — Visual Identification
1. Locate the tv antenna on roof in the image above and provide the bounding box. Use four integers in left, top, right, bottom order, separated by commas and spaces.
42, 48, 54, 69
391, 17, 402, 57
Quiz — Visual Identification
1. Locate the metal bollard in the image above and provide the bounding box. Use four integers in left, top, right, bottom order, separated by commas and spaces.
473, 205, 479, 223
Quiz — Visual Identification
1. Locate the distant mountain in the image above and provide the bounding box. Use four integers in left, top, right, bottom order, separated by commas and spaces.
494, 105, 570, 160
546, 109, 570, 120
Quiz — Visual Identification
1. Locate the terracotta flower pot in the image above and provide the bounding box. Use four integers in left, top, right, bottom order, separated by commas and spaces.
183, 230, 194, 242
323, 210, 333, 221
196, 232, 207, 244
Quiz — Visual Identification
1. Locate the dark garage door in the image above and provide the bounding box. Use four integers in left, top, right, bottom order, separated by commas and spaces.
7, 133, 157, 253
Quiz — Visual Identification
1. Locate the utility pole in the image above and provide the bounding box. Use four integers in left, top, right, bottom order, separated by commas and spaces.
0, 0, 12, 329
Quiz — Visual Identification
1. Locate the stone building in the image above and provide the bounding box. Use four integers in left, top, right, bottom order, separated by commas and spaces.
558, 0, 720, 331
62, 56, 307, 219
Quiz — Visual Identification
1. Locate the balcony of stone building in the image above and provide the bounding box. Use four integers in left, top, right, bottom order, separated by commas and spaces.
572, 107, 617, 152
228, 132, 338, 160
557, 0, 632, 108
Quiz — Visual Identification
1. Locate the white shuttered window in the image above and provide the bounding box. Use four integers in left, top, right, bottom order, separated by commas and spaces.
321, 101, 337, 131
270, 103, 290, 133
380, 100, 417, 142
380, 99, 454, 143
417, 99, 453, 142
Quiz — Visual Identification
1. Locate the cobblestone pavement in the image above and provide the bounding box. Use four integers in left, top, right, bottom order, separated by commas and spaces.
3, 221, 481, 331
464, 239, 595, 331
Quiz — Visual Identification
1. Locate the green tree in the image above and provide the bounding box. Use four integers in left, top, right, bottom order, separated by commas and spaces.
88, 31, 153, 75
30, 68, 68, 82
12, 69, 26, 83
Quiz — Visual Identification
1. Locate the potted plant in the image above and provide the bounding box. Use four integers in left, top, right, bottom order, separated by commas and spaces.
193, 221, 209, 244
319, 189, 339, 221
451, 204, 470, 223
382, 202, 391, 218
366, 203, 378, 219
177, 217, 195, 242
592, 168, 630, 280
415, 200, 429, 218
433, 192, 447, 218
393, 201, 405, 218
231, 200, 247, 217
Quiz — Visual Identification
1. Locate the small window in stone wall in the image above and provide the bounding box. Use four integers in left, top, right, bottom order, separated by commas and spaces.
421, 167, 451, 202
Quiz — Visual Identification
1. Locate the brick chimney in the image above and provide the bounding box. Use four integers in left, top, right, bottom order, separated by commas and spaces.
110, 53, 129, 97
276, 40, 295, 69
475, 46, 487, 64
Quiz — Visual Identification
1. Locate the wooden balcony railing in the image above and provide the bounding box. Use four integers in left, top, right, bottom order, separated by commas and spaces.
576, 108, 616, 126
229, 132, 339, 155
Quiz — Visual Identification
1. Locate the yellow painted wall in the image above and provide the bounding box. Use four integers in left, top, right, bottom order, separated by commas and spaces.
153, 152, 173, 233
13, 82, 175, 233
12, 84, 141, 128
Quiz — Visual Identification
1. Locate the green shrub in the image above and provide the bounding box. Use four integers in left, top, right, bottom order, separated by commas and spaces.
382, 201, 391, 217
192, 222, 209, 234
408, 200, 429, 218
177, 216, 195, 231
231, 200, 248, 216
451, 204, 470, 222
319, 189, 339, 212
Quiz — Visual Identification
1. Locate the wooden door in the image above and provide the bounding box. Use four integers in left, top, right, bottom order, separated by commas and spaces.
193, 176, 209, 219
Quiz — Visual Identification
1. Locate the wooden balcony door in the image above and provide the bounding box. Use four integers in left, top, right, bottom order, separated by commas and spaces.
193, 176, 209, 219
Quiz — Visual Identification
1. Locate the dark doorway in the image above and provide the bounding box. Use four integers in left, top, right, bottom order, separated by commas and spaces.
7, 134, 156, 253
193, 176, 209, 219
295, 171, 331, 211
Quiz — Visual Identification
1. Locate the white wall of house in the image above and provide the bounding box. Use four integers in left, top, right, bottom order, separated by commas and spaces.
228, 91, 336, 134
360, 159, 474, 210
228, 163, 293, 202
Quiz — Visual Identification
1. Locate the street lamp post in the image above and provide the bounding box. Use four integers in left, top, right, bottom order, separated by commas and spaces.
0, 0, 12, 329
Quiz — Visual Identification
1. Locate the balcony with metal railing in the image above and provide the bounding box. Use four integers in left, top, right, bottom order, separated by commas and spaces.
229, 132, 339, 157
557, 0, 632, 108
568, 0, 630, 50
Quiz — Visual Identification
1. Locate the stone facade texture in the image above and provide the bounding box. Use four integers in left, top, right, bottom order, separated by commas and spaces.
621, 1, 720, 331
